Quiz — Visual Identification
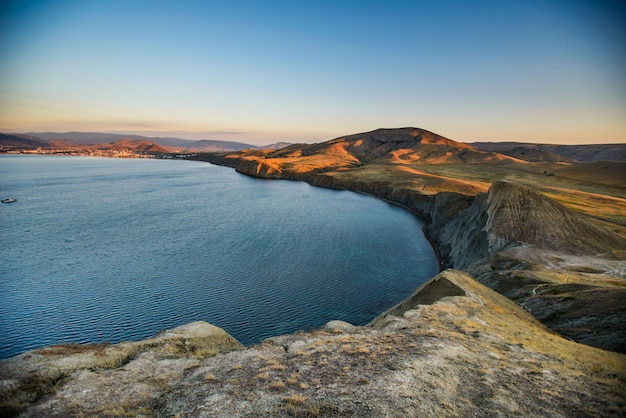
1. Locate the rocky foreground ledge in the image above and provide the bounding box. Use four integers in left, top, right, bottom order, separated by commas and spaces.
1, 270, 624, 417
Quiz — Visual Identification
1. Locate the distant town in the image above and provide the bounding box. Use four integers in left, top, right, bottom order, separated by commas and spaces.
1, 146, 194, 159
0, 132, 298, 162
0, 131, 277, 159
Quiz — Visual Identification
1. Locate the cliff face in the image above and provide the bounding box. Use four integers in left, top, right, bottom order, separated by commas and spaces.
435, 180, 626, 269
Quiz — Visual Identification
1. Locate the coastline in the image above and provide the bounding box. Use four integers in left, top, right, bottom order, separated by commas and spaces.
188, 153, 471, 271
1, 154, 442, 359
2, 153, 625, 416
188, 152, 626, 353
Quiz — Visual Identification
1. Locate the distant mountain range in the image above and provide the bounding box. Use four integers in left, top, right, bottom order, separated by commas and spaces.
0, 132, 290, 153
1, 131, 624, 162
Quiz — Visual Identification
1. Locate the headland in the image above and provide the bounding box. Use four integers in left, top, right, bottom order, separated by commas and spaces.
2, 127, 625, 416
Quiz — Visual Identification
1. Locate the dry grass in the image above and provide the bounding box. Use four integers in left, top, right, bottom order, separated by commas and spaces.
283, 393, 307, 406
287, 372, 301, 385
265, 380, 286, 392
256, 372, 270, 381
203, 373, 219, 382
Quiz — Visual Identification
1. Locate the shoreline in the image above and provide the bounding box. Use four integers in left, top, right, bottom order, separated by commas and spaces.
5, 153, 625, 356
189, 154, 466, 270
265, 174, 447, 272
1, 154, 443, 360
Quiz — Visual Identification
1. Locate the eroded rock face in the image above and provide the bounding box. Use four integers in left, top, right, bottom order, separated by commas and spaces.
235, 158, 284, 178
434, 181, 626, 269
484, 181, 625, 256
435, 193, 490, 269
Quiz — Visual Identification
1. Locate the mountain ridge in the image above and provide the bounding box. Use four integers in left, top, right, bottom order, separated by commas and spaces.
471, 141, 626, 162
267, 127, 521, 166
0, 132, 278, 152
2, 129, 624, 160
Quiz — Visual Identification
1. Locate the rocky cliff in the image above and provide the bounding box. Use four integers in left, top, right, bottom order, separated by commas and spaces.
436, 180, 626, 269
2, 271, 624, 417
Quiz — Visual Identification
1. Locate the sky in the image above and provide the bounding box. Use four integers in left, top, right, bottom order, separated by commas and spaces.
0, 0, 624, 145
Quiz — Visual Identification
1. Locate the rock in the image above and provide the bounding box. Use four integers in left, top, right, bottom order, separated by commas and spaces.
322, 320, 357, 332
371, 270, 469, 328
3, 280, 625, 417
0, 321, 243, 416
435, 181, 626, 269
153, 321, 244, 353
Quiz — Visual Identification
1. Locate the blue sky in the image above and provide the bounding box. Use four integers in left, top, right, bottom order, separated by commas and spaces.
1, 0, 624, 145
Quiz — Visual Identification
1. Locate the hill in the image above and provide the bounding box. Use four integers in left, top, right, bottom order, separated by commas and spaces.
269, 127, 519, 166
98, 139, 172, 153
471, 141, 626, 162
0, 133, 48, 150
24, 132, 150, 145
18, 132, 260, 151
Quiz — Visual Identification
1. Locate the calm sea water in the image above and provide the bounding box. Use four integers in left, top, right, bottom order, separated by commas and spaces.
0, 155, 438, 359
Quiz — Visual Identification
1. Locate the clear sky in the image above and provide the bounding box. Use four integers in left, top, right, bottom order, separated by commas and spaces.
1, 0, 624, 145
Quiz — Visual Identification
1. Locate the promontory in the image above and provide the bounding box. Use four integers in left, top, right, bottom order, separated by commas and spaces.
2, 127, 625, 417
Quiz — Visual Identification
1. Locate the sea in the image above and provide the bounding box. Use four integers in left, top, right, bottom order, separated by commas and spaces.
0, 155, 439, 359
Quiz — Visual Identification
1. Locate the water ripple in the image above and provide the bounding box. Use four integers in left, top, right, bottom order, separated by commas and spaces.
0, 156, 439, 359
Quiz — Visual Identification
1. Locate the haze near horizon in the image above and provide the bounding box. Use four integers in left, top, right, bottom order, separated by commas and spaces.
1, 0, 624, 145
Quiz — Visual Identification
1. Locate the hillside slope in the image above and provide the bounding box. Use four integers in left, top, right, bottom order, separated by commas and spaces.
437, 180, 626, 268
2, 132, 257, 152
269, 127, 519, 166
99, 139, 172, 153
0, 133, 47, 150
471, 141, 626, 162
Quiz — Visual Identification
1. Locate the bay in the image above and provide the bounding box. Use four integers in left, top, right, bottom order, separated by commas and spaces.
0, 155, 439, 359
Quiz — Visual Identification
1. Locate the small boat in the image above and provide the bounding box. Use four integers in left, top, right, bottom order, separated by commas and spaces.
1, 198, 17, 203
